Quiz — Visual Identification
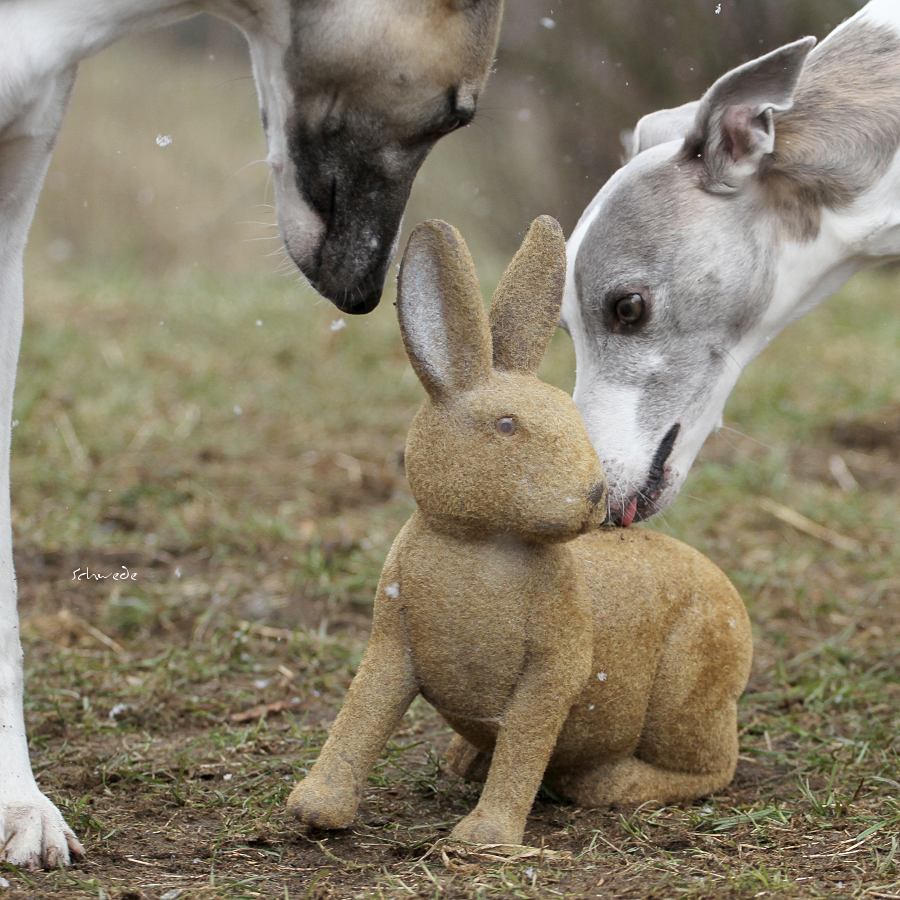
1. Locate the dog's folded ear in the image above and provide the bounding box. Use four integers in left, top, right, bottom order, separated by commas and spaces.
625, 101, 701, 161
397, 220, 492, 401
489, 216, 566, 375
683, 36, 816, 193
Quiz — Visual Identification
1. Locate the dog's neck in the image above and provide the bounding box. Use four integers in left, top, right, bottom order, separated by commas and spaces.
2, 0, 280, 88
764, 155, 900, 331
741, 1, 900, 363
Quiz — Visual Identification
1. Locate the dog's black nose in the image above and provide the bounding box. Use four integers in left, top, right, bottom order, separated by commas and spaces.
330, 285, 383, 315
305, 268, 385, 315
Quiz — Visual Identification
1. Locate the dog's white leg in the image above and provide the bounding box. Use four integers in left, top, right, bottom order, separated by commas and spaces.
0, 71, 83, 870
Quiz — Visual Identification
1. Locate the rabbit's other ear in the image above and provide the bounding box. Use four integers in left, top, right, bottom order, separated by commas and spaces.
397, 220, 492, 400
490, 216, 566, 375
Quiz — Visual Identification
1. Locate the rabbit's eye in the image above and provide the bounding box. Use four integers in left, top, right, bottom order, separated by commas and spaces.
496, 416, 517, 436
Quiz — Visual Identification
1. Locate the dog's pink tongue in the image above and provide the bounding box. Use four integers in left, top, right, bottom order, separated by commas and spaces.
621, 497, 638, 528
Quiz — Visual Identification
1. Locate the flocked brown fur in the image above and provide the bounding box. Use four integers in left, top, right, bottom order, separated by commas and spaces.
287, 217, 752, 846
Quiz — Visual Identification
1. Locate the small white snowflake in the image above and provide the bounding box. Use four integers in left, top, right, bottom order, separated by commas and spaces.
540, 17, 556, 29
223, 773, 233, 782
108, 703, 130, 721
596, 671, 608, 682
233, 405, 243, 416
47, 238, 73, 264
330, 318, 347, 332
155, 134, 173, 148
384, 582, 400, 599
588, 703, 595, 711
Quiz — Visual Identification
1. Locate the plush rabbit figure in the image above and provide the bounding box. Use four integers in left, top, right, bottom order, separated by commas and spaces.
287, 217, 752, 847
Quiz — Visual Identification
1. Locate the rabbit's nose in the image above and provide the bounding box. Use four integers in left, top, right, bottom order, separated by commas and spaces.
588, 481, 607, 506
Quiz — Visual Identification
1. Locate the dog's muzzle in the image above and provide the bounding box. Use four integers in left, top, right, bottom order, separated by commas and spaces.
612, 422, 681, 527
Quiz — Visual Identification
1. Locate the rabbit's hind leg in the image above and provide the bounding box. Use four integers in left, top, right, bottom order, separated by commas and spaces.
547, 695, 740, 807
443, 734, 492, 783
554, 584, 750, 808
546, 748, 735, 808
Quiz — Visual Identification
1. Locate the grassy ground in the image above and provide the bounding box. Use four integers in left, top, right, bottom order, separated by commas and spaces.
3, 35, 898, 900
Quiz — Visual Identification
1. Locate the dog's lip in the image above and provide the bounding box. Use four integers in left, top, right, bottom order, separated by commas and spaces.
620, 492, 659, 526
609, 494, 651, 528
609, 423, 681, 528
610, 479, 672, 527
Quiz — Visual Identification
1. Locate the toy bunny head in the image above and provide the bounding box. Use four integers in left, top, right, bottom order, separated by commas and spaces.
398, 216, 608, 542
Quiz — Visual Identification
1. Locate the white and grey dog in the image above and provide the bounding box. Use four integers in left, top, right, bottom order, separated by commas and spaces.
0, 0, 502, 869
563, 0, 900, 526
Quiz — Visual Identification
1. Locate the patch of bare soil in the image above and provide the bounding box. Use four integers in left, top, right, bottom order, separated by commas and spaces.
829, 401, 900, 453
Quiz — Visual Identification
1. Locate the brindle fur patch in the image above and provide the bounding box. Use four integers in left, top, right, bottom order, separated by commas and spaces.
766, 21, 900, 241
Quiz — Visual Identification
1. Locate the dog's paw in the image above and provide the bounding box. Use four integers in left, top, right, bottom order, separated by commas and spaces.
286, 765, 359, 830
0, 792, 84, 870
449, 808, 525, 847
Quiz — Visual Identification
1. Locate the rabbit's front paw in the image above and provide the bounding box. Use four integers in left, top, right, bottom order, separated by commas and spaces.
449, 808, 525, 846
286, 762, 359, 830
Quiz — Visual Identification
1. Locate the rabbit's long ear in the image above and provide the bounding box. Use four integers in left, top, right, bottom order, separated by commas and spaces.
489, 216, 566, 375
397, 220, 492, 401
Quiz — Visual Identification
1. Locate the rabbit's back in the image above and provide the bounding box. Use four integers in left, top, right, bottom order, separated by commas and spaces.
548, 529, 751, 769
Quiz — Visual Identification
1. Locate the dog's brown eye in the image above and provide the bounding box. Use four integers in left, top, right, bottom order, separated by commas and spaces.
496, 416, 517, 436
615, 293, 645, 325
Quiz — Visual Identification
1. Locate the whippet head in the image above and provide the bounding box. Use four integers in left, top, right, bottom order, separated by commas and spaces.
563, 36, 819, 526
244, 0, 503, 314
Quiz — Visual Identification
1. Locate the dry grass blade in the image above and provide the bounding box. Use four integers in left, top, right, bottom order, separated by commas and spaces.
228, 699, 301, 723
236, 620, 300, 641
436, 839, 572, 865
829, 453, 860, 492
758, 497, 863, 553
30, 609, 128, 655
